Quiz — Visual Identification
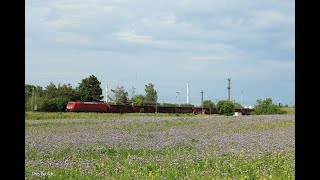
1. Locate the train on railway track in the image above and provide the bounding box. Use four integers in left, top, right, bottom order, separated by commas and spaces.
66, 101, 254, 115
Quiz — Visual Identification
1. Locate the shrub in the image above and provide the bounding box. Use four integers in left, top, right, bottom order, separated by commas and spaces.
40, 97, 69, 112
252, 98, 286, 115
202, 100, 215, 108
217, 100, 235, 116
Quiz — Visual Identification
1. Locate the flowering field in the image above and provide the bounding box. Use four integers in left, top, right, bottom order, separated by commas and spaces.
25, 114, 295, 179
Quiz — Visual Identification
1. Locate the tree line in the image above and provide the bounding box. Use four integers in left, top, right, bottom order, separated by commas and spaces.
25, 75, 286, 115
25, 75, 163, 112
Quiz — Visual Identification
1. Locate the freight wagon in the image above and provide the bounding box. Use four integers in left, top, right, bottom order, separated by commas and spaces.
66, 101, 254, 115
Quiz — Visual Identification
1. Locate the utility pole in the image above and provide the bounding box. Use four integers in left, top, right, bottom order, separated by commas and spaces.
34, 91, 37, 111
131, 86, 136, 99
105, 85, 108, 103
156, 90, 158, 113
176, 91, 180, 106
227, 78, 231, 101
187, 82, 189, 104
201, 90, 204, 114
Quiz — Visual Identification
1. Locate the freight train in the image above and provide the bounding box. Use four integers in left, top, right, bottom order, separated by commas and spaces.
66, 101, 254, 115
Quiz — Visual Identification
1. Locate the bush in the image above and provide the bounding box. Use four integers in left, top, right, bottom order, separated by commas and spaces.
162, 103, 177, 107
252, 98, 286, 115
233, 102, 243, 109
217, 100, 235, 116
40, 97, 69, 112
202, 100, 215, 108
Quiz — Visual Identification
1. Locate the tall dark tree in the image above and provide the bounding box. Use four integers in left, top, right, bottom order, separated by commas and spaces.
109, 86, 129, 104
56, 83, 77, 101
44, 82, 58, 98
144, 83, 157, 104
77, 75, 104, 102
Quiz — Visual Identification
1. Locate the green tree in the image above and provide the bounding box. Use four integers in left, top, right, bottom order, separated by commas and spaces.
131, 94, 145, 105
202, 100, 215, 108
253, 98, 285, 115
43, 82, 58, 98
144, 83, 158, 104
234, 102, 244, 109
217, 100, 235, 116
25, 84, 44, 98
77, 75, 103, 102
40, 97, 69, 112
25, 84, 44, 111
56, 83, 78, 101
109, 86, 129, 104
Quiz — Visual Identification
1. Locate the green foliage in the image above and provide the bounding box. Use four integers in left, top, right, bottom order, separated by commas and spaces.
44, 82, 78, 100
233, 102, 244, 109
26, 149, 294, 179
280, 107, 295, 114
217, 100, 235, 116
25, 94, 45, 111
25, 112, 195, 120
40, 97, 69, 112
25, 84, 44, 110
253, 98, 286, 115
77, 75, 103, 102
26, 82, 79, 112
26, 116, 295, 179
56, 83, 78, 101
109, 86, 129, 105
162, 103, 177, 107
144, 83, 158, 104
131, 94, 145, 105
43, 82, 58, 98
180, 103, 194, 107
25, 84, 44, 97
202, 100, 215, 108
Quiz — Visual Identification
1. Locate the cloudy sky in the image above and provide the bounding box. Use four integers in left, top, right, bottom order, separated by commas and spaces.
26, 0, 295, 106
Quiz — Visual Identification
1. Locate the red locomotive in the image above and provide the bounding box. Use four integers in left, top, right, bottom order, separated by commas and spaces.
66, 101, 255, 115
66, 101, 108, 112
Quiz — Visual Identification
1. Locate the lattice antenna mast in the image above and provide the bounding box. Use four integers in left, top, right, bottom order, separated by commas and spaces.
176, 91, 180, 106
131, 86, 136, 99
105, 85, 108, 103
187, 82, 189, 104
227, 78, 231, 101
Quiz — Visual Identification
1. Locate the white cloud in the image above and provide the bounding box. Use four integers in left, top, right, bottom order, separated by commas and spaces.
114, 31, 153, 43
250, 10, 295, 29
26, 0, 295, 105
191, 56, 225, 61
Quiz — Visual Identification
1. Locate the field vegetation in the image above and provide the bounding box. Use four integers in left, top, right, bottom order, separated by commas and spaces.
280, 107, 295, 114
25, 114, 295, 179
25, 112, 198, 120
